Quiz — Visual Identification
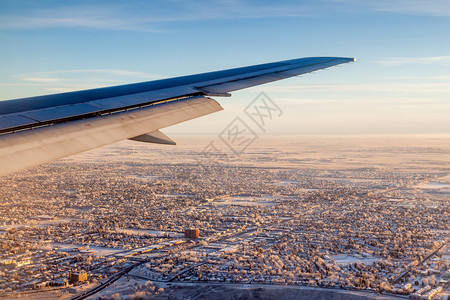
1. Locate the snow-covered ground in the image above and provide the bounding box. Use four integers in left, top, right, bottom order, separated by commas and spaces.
330, 254, 379, 265
420, 182, 450, 191
52, 243, 123, 256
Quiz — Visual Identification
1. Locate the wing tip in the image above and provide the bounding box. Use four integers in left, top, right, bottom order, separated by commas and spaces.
285, 56, 357, 65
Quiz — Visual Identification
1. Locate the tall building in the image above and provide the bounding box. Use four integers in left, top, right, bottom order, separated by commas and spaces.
70, 271, 88, 284
184, 228, 199, 239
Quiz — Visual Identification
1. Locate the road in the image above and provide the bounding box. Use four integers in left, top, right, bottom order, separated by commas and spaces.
71, 261, 146, 300
391, 239, 448, 284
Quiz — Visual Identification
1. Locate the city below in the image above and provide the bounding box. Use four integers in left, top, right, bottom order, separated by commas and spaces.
0, 135, 448, 299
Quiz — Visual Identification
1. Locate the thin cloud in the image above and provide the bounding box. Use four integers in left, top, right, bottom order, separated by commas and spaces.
16, 69, 159, 82
277, 97, 445, 107
388, 75, 450, 80
374, 0, 450, 16
0, 15, 164, 32
42, 69, 157, 77
380, 55, 450, 66
45, 87, 82, 93
2, 0, 450, 32
13, 69, 162, 93
19, 77, 60, 83
327, 0, 450, 16
0, 3, 164, 31
264, 82, 450, 93
0, 1, 315, 31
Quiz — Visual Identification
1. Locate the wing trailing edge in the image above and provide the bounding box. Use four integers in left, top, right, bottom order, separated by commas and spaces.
0, 96, 221, 176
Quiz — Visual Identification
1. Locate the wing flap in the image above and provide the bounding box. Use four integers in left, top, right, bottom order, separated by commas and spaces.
20, 103, 100, 123
0, 86, 200, 133
0, 115, 39, 129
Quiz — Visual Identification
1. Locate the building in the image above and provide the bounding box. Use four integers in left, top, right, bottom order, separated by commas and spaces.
33, 281, 49, 289
184, 229, 200, 239
422, 287, 443, 300
410, 286, 431, 300
70, 271, 88, 284
51, 279, 69, 287
403, 283, 412, 290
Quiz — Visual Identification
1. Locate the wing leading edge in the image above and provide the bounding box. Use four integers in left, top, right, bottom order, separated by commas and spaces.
0, 56, 355, 176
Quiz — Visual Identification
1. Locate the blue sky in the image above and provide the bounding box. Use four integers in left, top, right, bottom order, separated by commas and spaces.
0, 0, 449, 134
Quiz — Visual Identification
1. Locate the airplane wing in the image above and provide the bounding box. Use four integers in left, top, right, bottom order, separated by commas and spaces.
0, 57, 355, 176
